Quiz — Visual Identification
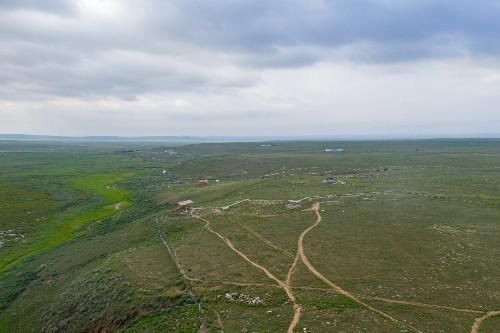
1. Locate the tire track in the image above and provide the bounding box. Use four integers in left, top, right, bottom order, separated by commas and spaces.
237, 222, 294, 258
214, 310, 225, 333
294, 287, 484, 314
165, 276, 486, 316
185, 276, 276, 288
298, 203, 425, 333
363, 296, 484, 315
193, 215, 302, 333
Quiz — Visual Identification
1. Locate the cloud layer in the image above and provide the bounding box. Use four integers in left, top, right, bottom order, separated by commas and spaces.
1, 0, 500, 136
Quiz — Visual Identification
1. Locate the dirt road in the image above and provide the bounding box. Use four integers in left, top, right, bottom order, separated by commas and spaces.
166, 203, 498, 332
298, 203, 424, 333
191, 204, 429, 333
471, 310, 500, 333
286, 251, 303, 333
194, 215, 302, 333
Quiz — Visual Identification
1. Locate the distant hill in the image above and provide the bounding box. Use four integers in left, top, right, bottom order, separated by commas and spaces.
1, 134, 499, 142
0, 134, 282, 142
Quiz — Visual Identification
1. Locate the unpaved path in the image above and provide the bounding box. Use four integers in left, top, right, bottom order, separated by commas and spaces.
292, 285, 484, 314
193, 215, 302, 333
174, 276, 486, 317
363, 296, 484, 315
286, 251, 303, 333
471, 310, 500, 333
238, 222, 294, 258
298, 203, 424, 333
184, 276, 276, 288
286, 252, 300, 286
185, 205, 496, 333
214, 310, 225, 333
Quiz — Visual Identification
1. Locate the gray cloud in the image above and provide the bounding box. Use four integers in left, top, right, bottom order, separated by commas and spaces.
0, 0, 500, 136
0, 0, 75, 14
2, 0, 500, 99
150, 1, 500, 57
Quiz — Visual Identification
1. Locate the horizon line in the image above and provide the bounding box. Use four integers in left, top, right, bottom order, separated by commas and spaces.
1, 133, 500, 142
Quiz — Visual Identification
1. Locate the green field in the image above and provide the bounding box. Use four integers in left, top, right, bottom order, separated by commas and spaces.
1, 139, 499, 332
0, 172, 133, 274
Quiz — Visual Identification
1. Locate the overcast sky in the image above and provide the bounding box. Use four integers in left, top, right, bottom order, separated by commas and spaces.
1, 0, 500, 137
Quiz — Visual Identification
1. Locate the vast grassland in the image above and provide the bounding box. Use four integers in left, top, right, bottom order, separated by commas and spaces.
1, 139, 499, 332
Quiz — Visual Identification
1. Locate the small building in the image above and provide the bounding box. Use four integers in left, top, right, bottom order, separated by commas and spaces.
322, 177, 337, 184
325, 148, 345, 153
176, 200, 194, 214
197, 179, 209, 186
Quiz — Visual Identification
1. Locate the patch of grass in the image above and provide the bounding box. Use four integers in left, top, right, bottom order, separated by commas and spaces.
37, 244, 185, 333
304, 195, 500, 310
303, 294, 362, 310
201, 286, 292, 333
0, 172, 134, 275
162, 216, 270, 285
0, 271, 38, 312
121, 303, 200, 333
365, 300, 479, 333
0, 213, 159, 330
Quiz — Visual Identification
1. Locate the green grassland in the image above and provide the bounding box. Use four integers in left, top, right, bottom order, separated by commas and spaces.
0, 172, 133, 274
1, 139, 500, 332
